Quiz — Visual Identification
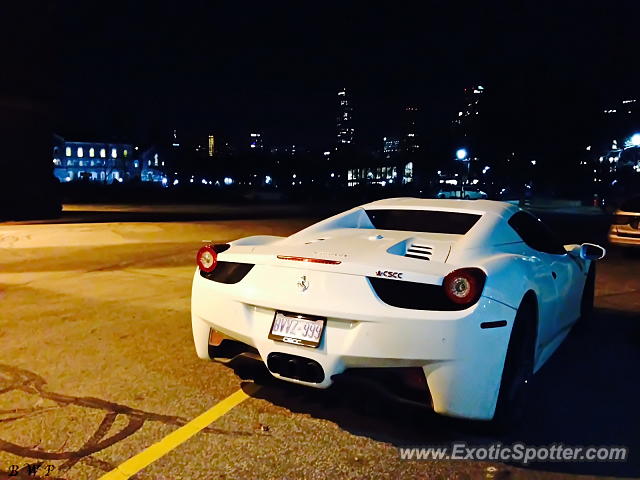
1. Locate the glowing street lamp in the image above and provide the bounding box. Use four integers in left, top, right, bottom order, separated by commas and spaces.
455, 148, 471, 198
631, 133, 640, 146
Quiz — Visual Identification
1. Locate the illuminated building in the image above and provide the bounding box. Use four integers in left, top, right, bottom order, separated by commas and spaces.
250, 132, 263, 150
600, 98, 639, 151
52, 138, 165, 184
208, 135, 215, 157
452, 85, 484, 146
383, 137, 400, 156
584, 98, 640, 177
336, 88, 354, 150
402, 107, 420, 153
347, 162, 413, 187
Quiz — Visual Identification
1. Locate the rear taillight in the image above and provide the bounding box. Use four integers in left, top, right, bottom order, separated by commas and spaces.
196, 245, 217, 272
443, 268, 486, 306
613, 215, 631, 225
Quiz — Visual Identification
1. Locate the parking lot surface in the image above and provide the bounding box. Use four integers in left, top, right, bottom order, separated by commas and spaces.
0, 211, 638, 479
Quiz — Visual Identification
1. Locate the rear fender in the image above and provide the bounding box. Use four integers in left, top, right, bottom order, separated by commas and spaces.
477, 253, 541, 309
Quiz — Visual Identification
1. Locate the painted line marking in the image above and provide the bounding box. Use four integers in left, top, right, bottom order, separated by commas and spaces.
98, 387, 254, 480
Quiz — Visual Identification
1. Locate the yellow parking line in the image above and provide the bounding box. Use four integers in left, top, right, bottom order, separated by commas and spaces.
98, 387, 253, 480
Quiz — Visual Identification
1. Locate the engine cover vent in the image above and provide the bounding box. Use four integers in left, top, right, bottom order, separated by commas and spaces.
405, 243, 432, 260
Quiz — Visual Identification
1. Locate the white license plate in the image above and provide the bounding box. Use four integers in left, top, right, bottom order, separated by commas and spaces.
268, 311, 325, 348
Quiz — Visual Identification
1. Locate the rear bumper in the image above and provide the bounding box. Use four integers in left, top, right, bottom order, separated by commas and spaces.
191, 268, 517, 420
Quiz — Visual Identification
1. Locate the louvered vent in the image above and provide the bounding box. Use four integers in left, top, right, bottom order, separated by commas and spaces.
405, 243, 432, 260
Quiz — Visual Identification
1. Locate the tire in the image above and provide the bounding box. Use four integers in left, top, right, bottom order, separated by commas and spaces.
464, 195, 470, 200
492, 296, 536, 431
579, 263, 595, 323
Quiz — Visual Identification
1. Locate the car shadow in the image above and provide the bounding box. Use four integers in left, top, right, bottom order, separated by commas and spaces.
237, 306, 639, 477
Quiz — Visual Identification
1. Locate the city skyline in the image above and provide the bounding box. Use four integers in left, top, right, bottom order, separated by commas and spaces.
40, 2, 639, 161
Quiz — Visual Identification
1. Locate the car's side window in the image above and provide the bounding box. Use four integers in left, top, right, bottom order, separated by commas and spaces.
508, 211, 566, 255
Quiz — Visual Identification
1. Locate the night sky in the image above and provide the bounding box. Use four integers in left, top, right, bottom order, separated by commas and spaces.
7, 2, 640, 156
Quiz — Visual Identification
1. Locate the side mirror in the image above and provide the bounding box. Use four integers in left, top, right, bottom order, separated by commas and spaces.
580, 243, 606, 261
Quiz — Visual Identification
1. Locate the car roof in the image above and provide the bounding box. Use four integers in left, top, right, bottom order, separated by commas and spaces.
361, 197, 517, 218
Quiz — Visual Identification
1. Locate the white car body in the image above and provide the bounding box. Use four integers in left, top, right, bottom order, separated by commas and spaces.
191, 198, 601, 420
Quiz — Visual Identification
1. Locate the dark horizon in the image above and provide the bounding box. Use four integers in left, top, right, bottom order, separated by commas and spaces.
5, 2, 640, 158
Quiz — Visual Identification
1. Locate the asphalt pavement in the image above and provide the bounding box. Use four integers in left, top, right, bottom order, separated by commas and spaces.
0, 204, 638, 479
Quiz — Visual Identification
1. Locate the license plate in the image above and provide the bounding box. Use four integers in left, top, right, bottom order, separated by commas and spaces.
268, 311, 325, 348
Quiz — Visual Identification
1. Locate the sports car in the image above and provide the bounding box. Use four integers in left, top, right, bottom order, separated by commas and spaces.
191, 198, 605, 423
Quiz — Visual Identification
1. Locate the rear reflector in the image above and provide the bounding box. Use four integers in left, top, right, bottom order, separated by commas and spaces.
277, 255, 341, 265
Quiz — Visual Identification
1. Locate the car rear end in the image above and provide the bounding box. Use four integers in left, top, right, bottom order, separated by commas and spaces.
608, 197, 640, 247
191, 201, 519, 420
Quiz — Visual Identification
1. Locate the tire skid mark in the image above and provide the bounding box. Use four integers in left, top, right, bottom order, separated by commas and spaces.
0, 364, 252, 477
59, 412, 118, 472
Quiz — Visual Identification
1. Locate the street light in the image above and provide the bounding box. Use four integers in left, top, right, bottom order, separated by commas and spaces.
455, 148, 470, 197
631, 133, 640, 146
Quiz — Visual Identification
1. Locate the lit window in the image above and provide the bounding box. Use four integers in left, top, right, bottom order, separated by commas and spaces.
134, 160, 139, 168
89, 147, 95, 157
100, 148, 106, 158
77, 147, 83, 157
79, 160, 83, 166
124, 149, 128, 157
65, 147, 71, 157
112, 148, 117, 158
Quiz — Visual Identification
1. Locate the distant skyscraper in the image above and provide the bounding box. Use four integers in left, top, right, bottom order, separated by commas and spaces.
383, 137, 400, 156
250, 132, 263, 150
208, 135, 215, 157
402, 106, 420, 153
452, 85, 484, 140
336, 88, 354, 150
600, 97, 639, 150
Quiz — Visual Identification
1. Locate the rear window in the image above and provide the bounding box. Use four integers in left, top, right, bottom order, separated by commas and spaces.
620, 196, 640, 213
364, 209, 481, 234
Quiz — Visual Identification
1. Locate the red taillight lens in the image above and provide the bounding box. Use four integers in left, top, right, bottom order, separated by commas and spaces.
443, 268, 486, 306
196, 245, 217, 272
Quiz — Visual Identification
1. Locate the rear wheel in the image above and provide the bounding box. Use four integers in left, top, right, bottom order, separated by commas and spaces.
492, 296, 536, 431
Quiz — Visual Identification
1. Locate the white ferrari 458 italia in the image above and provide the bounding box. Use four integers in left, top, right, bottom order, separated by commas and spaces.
191, 198, 605, 424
